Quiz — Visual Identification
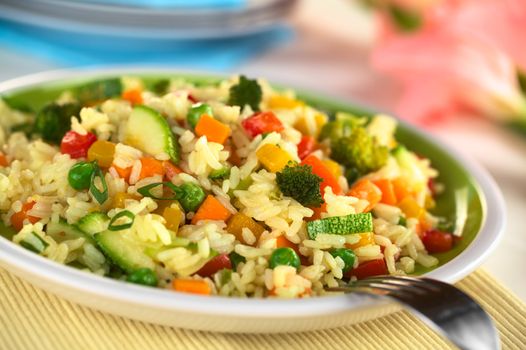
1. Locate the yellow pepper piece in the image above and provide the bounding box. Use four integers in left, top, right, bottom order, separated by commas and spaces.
322, 159, 342, 179
163, 206, 182, 232
154, 200, 178, 216
294, 112, 328, 137
347, 232, 375, 250
424, 194, 436, 210
398, 196, 425, 219
268, 95, 304, 109
88, 140, 116, 168
226, 213, 265, 245
256, 144, 293, 172
113, 192, 139, 208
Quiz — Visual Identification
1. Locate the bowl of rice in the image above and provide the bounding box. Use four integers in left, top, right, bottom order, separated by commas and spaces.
0, 68, 505, 332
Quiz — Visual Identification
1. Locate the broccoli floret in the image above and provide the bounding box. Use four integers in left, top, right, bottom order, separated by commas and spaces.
318, 112, 367, 142
228, 75, 262, 111
75, 78, 122, 105
276, 164, 324, 207
330, 126, 389, 175
34, 102, 81, 143
151, 79, 170, 95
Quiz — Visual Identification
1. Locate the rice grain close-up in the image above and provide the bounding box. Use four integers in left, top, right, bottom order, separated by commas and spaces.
0, 74, 467, 299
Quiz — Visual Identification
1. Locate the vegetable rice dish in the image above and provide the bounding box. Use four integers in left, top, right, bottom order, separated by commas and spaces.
0, 75, 457, 298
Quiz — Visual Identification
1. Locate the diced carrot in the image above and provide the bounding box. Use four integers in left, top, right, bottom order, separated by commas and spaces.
139, 157, 164, 180
0, 153, 9, 167
301, 155, 342, 195
373, 179, 398, 206
195, 114, 231, 144
10, 201, 39, 231
172, 279, 211, 295
392, 177, 413, 202
347, 180, 382, 212
122, 89, 143, 105
163, 161, 182, 180
113, 165, 132, 182
191, 195, 231, 224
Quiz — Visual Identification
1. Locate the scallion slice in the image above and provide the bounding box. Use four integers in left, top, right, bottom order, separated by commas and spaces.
89, 162, 108, 204
137, 182, 183, 200
108, 210, 135, 231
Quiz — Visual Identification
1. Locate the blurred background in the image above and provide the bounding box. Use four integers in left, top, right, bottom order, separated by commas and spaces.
0, 0, 525, 300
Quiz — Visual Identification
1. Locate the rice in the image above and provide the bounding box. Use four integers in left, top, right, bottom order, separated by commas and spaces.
0, 74, 446, 299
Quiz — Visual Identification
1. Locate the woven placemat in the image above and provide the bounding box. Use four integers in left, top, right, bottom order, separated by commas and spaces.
0, 268, 524, 349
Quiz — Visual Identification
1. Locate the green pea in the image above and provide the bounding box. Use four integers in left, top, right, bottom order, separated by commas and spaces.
269, 247, 301, 270
398, 216, 407, 227
330, 248, 356, 273
187, 103, 213, 129
68, 161, 96, 190
178, 182, 205, 212
229, 251, 246, 270
126, 268, 158, 287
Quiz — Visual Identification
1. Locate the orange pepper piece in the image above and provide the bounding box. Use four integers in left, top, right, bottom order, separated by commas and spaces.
372, 179, 398, 206
139, 157, 164, 180
195, 114, 231, 144
122, 89, 143, 105
348, 179, 382, 212
191, 195, 231, 224
11, 201, 39, 231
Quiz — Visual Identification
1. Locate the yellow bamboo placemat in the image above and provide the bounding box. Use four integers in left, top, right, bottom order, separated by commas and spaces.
0, 268, 524, 350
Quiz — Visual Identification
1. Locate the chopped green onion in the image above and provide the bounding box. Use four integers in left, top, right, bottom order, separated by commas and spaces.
89, 162, 108, 204
137, 182, 183, 200
108, 210, 135, 231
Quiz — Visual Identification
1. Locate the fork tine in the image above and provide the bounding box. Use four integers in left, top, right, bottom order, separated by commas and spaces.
328, 284, 417, 299
352, 280, 429, 296
354, 276, 442, 293
327, 277, 500, 350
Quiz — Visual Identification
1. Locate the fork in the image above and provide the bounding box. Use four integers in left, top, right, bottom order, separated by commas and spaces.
326, 275, 500, 350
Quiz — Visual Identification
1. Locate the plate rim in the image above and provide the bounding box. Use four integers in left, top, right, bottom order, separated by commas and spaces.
0, 67, 507, 318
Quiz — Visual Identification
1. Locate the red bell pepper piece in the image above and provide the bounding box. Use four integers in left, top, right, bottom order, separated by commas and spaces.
301, 154, 342, 195
422, 229, 453, 253
346, 259, 388, 280
297, 135, 317, 160
187, 94, 198, 103
241, 111, 284, 137
196, 254, 232, 278
60, 131, 97, 159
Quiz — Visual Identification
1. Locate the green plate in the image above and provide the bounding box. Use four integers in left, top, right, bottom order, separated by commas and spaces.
1, 72, 484, 275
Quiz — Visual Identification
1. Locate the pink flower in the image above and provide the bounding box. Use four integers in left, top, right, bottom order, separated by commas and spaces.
371, 0, 526, 124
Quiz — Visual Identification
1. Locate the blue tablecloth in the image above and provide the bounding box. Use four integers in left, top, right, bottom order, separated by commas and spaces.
0, 20, 293, 71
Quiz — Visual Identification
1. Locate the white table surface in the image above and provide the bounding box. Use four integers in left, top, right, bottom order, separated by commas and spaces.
0, 0, 524, 302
